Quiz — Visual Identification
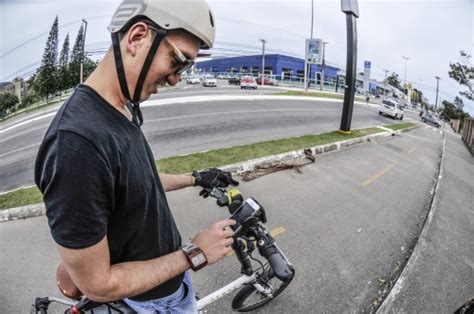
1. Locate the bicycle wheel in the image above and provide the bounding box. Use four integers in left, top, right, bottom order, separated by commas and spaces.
231, 268, 293, 312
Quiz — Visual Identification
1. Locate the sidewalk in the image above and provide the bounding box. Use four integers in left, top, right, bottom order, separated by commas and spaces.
378, 128, 474, 312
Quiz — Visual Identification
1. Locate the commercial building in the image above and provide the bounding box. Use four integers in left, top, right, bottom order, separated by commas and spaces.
196, 54, 340, 85
0, 77, 29, 103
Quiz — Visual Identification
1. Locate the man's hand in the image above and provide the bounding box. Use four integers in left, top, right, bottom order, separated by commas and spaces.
191, 219, 236, 265
192, 168, 239, 189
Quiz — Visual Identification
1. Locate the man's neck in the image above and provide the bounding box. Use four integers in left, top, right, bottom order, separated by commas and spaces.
84, 52, 132, 120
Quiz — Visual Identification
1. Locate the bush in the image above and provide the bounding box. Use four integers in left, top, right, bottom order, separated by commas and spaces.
0, 93, 19, 115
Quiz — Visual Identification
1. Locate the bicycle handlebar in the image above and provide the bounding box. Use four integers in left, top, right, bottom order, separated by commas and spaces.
259, 243, 294, 281
204, 187, 294, 280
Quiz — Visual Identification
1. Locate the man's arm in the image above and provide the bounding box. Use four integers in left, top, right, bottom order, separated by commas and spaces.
159, 173, 194, 192
58, 219, 235, 302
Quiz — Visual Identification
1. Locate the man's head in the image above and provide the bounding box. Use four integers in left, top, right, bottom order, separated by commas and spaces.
108, 0, 215, 103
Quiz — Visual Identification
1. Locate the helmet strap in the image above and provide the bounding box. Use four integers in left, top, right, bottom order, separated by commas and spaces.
111, 27, 167, 126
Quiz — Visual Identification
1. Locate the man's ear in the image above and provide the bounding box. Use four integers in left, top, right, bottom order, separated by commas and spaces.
125, 22, 150, 57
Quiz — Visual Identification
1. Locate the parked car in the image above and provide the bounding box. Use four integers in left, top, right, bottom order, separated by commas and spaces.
255, 77, 279, 86
228, 76, 241, 85
186, 76, 201, 84
240, 76, 257, 89
378, 98, 404, 120
202, 75, 217, 87
421, 113, 441, 128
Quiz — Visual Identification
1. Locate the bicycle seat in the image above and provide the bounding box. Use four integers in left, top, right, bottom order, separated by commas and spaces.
57, 263, 83, 300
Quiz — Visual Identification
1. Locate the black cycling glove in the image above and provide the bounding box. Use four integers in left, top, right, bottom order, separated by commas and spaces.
192, 168, 239, 189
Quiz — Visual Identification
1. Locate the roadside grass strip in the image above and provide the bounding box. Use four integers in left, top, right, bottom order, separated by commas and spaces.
0, 186, 43, 211
275, 90, 371, 103
383, 122, 417, 131
156, 127, 383, 174
1, 127, 385, 211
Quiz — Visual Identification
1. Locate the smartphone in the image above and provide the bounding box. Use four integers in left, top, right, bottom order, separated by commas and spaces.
229, 198, 261, 232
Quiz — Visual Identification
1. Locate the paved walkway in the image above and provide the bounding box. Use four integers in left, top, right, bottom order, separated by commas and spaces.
378, 127, 474, 313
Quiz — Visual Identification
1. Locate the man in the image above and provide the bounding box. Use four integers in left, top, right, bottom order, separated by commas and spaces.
34, 0, 238, 312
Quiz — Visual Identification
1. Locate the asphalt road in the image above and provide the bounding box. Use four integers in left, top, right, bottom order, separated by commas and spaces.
0, 125, 444, 313
0, 83, 418, 193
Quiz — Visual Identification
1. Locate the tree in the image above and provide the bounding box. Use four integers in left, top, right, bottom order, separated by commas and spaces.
449, 51, 474, 101
453, 96, 464, 111
58, 33, 70, 92
69, 24, 84, 87
386, 72, 402, 90
36, 15, 59, 100
0, 93, 19, 115
411, 88, 423, 104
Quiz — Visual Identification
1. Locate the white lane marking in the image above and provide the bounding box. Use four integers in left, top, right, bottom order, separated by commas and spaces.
0, 93, 344, 135
145, 108, 336, 124
0, 125, 46, 144
142, 94, 342, 107
0, 112, 56, 134
0, 142, 41, 159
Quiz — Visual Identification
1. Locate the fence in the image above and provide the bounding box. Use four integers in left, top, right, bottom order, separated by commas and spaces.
461, 118, 474, 154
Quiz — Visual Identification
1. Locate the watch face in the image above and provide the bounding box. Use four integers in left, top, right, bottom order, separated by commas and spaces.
191, 253, 206, 266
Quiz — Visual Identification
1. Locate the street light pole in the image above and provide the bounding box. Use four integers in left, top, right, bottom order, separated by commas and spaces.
80, 19, 88, 84
435, 76, 441, 112
305, 0, 315, 93
383, 69, 389, 96
339, 0, 359, 134
402, 56, 409, 86
320, 41, 328, 91
259, 39, 266, 86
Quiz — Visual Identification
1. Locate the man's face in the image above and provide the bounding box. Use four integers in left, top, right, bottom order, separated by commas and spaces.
130, 26, 201, 102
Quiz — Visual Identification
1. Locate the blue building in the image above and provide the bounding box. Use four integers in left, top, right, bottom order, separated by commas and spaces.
196, 54, 340, 84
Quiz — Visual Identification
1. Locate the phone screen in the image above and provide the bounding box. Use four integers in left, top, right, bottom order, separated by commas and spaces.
229, 198, 260, 232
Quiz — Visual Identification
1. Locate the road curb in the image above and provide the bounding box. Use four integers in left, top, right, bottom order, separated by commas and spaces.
0, 203, 45, 222
0, 125, 419, 222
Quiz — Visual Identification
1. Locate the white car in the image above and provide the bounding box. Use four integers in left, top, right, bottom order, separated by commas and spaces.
186, 76, 201, 84
378, 99, 404, 120
240, 76, 257, 89
202, 75, 217, 87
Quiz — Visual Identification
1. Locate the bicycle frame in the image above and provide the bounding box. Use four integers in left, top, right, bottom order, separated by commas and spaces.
197, 273, 256, 311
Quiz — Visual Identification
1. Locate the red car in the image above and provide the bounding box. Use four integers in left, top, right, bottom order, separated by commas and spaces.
255, 77, 278, 86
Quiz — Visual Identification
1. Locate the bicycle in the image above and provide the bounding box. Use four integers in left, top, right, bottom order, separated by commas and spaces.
31, 187, 295, 313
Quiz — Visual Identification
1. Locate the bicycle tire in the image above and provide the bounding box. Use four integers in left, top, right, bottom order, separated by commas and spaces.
231, 268, 293, 312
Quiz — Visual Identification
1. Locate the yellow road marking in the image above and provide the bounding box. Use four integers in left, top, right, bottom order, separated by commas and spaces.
407, 147, 416, 154
362, 164, 395, 187
227, 226, 287, 256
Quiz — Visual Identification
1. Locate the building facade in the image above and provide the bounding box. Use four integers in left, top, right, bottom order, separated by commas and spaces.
196, 54, 340, 84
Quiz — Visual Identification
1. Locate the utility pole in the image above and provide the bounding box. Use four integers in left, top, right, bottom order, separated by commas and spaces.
311, 0, 314, 38
435, 76, 441, 111
320, 41, 329, 91
260, 39, 266, 86
402, 56, 409, 86
80, 19, 88, 84
305, 0, 315, 92
383, 69, 389, 96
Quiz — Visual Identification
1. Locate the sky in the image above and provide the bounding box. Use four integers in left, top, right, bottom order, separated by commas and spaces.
0, 0, 473, 113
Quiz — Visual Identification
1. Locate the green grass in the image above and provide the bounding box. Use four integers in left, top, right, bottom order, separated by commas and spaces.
156, 127, 383, 174
384, 122, 417, 131
0, 186, 42, 211
275, 90, 371, 103
1, 127, 384, 210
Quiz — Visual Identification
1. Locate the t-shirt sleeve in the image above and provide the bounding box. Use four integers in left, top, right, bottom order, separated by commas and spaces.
36, 130, 114, 249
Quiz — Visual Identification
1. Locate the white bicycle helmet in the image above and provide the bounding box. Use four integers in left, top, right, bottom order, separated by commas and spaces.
107, 0, 215, 126
108, 0, 215, 49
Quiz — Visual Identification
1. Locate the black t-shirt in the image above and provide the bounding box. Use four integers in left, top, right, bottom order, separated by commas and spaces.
34, 85, 183, 301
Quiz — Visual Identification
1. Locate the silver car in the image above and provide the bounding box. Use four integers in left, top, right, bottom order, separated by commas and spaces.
421, 113, 441, 128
